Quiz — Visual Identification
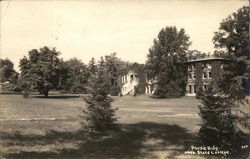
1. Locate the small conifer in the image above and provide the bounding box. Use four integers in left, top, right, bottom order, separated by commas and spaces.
82, 66, 119, 134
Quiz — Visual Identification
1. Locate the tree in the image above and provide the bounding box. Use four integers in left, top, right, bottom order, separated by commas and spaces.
86, 57, 98, 92
87, 57, 98, 75
0, 58, 19, 91
19, 46, 67, 97
146, 26, 191, 98
98, 56, 106, 71
90, 53, 125, 96
187, 50, 208, 60
199, 6, 249, 157
0, 58, 18, 83
213, 6, 249, 96
64, 58, 88, 93
198, 87, 248, 156
82, 63, 119, 134
129, 62, 146, 95
104, 53, 121, 96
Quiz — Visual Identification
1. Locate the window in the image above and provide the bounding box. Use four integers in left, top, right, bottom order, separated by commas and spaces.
203, 84, 207, 90
206, 63, 211, 69
194, 85, 196, 93
189, 85, 192, 94
192, 64, 196, 70
188, 73, 192, 79
203, 72, 207, 79
202, 63, 205, 68
193, 73, 196, 79
209, 72, 212, 78
122, 75, 125, 83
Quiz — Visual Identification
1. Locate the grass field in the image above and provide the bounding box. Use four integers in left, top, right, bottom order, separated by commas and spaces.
0, 94, 241, 159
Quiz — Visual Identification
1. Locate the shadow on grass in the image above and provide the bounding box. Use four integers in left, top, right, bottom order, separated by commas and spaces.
1, 122, 199, 159
32, 95, 81, 99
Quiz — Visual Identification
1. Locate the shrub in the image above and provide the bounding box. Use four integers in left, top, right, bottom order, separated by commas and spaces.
110, 85, 120, 96
22, 90, 30, 98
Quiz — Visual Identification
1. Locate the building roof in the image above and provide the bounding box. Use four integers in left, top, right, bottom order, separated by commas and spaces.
187, 57, 225, 63
118, 63, 144, 76
119, 69, 138, 76
187, 54, 226, 63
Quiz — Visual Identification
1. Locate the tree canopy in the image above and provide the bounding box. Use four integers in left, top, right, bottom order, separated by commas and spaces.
213, 6, 249, 58
87, 53, 126, 96
213, 5, 249, 98
187, 50, 209, 60
19, 46, 67, 97
0, 58, 18, 83
104, 53, 122, 95
64, 58, 88, 93
146, 26, 191, 98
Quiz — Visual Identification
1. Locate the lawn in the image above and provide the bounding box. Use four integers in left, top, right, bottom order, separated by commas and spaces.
0, 94, 234, 159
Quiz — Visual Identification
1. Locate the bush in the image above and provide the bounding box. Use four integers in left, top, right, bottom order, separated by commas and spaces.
110, 85, 120, 96
196, 87, 204, 99
22, 91, 30, 98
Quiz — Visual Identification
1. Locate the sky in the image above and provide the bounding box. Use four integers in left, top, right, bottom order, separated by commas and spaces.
0, 0, 248, 71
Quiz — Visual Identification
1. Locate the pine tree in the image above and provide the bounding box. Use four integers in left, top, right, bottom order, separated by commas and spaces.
87, 57, 98, 75
82, 64, 119, 134
86, 58, 98, 92
104, 53, 120, 96
198, 87, 247, 155
199, 6, 249, 157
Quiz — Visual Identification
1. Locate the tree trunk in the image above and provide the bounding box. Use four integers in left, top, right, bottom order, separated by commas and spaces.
44, 89, 49, 98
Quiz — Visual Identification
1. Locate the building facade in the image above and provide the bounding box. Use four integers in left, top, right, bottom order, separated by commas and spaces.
145, 75, 157, 95
118, 70, 139, 95
118, 55, 225, 96
186, 56, 224, 96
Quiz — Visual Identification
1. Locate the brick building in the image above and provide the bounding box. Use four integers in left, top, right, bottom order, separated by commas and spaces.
119, 55, 226, 96
186, 55, 225, 96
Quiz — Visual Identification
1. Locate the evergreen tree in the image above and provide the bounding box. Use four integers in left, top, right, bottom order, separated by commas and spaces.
146, 26, 191, 98
104, 53, 121, 96
87, 57, 98, 75
198, 87, 247, 156
82, 64, 119, 134
86, 57, 98, 92
199, 6, 249, 157
86, 54, 123, 95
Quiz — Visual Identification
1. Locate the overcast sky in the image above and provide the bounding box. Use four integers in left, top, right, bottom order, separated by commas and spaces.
0, 0, 248, 71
